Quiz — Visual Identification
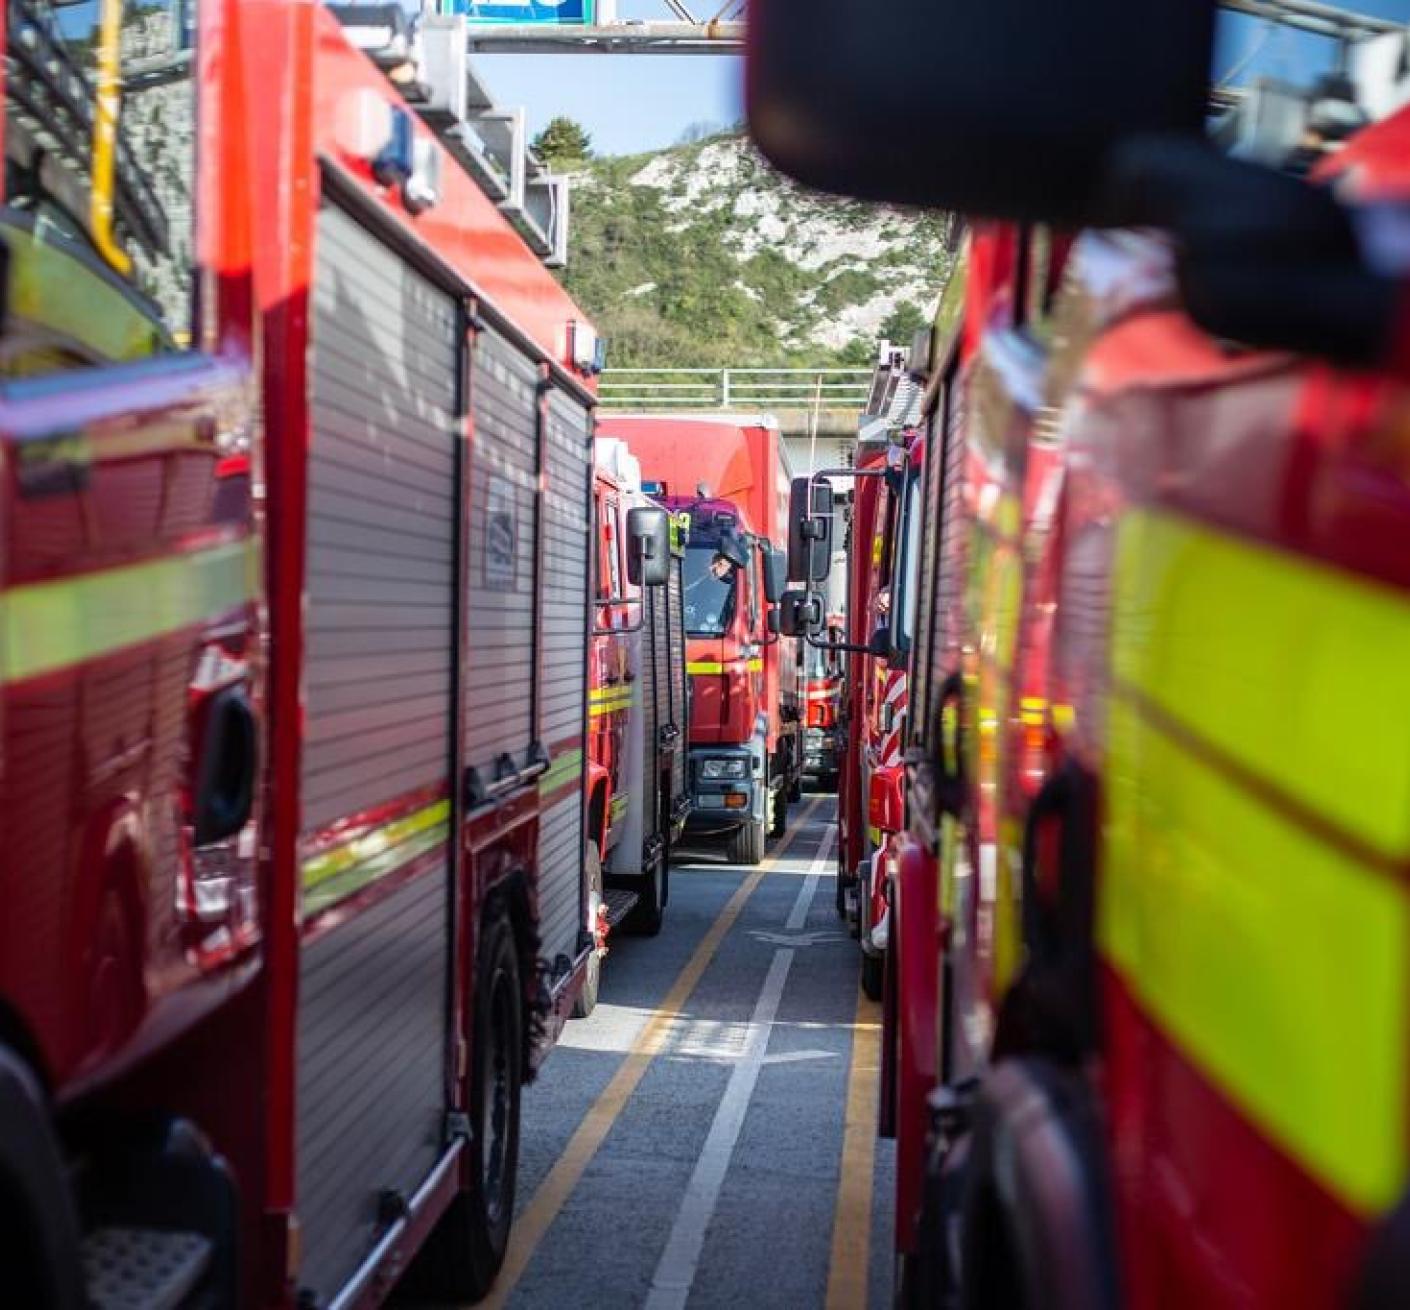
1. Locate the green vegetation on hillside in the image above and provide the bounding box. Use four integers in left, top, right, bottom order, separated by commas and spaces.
556, 131, 950, 370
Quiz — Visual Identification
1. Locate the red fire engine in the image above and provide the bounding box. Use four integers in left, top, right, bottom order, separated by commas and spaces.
758, 0, 1410, 1305
598, 414, 801, 865
577, 436, 690, 1014
0, 2, 613, 1304
799, 615, 844, 791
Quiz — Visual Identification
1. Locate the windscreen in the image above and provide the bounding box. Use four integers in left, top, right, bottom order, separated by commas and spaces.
1212, 2, 1410, 166
683, 544, 738, 637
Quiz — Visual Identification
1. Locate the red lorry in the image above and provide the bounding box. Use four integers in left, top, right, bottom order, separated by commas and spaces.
799, 617, 844, 790
0, 2, 611, 1304
578, 436, 690, 1013
758, 0, 1410, 1305
597, 414, 800, 864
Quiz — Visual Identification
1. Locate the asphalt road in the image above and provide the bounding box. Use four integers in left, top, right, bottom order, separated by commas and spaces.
481, 792, 895, 1309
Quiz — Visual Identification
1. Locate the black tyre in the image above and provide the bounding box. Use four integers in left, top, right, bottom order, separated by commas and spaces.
768, 779, 787, 840
861, 949, 885, 1001
626, 852, 666, 937
728, 815, 766, 866
407, 903, 522, 1301
573, 843, 603, 1018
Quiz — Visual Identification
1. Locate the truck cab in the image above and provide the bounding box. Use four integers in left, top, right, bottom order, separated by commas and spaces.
599, 414, 801, 865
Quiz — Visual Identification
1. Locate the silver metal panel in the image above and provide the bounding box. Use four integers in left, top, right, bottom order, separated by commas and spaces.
297, 201, 456, 1302
305, 201, 458, 833
465, 328, 539, 778
296, 870, 448, 1303
536, 388, 592, 966
665, 554, 688, 814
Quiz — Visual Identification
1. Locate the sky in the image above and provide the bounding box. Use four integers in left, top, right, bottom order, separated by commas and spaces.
450, 1, 1410, 159
481, 52, 744, 156
455, 0, 745, 157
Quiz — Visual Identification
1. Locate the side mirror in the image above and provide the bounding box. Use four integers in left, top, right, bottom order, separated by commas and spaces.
762, 547, 787, 604
626, 506, 671, 587
788, 477, 833, 584
1110, 136, 1400, 367
767, 608, 781, 635
747, 0, 1214, 226
778, 588, 822, 639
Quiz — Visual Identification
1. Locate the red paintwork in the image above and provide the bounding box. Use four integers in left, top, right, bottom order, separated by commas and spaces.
589, 468, 634, 859
1, 3, 601, 1304
887, 829, 939, 1256
599, 416, 801, 793
894, 112, 1410, 1300
838, 442, 887, 886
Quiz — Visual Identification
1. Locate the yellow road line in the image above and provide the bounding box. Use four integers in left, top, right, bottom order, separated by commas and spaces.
826, 988, 883, 1310
481, 796, 826, 1308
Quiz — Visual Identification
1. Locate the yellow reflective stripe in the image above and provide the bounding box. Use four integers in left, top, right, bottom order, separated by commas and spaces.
610, 792, 630, 822
588, 686, 634, 717
1102, 694, 1409, 1215
1114, 508, 1410, 859
539, 748, 584, 797
302, 799, 451, 916
3, 539, 257, 683
687, 659, 762, 674
1107, 508, 1410, 1214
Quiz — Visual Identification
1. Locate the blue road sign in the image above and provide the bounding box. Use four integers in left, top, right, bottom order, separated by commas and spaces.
445, 0, 596, 24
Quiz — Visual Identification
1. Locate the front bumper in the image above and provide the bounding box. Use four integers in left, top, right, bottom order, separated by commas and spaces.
803, 727, 839, 774
685, 744, 763, 833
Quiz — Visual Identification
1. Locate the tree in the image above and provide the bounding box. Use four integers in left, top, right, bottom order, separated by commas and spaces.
532, 117, 593, 167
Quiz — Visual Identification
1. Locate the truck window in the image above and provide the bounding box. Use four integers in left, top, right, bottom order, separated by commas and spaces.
895, 472, 923, 651
602, 496, 623, 599
2, 0, 197, 377
683, 543, 737, 637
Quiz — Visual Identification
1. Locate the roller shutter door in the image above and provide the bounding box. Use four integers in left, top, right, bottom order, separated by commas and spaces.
536, 388, 592, 969
295, 201, 457, 1303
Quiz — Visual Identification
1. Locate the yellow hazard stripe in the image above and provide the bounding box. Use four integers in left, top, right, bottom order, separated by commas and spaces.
3, 538, 258, 684
1104, 509, 1410, 1214
686, 659, 763, 674
1114, 508, 1410, 858
588, 687, 633, 718
302, 798, 451, 916
539, 747, 584, 797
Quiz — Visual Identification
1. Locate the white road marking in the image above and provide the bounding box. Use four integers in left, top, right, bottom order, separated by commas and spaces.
644, 821, 838, 1310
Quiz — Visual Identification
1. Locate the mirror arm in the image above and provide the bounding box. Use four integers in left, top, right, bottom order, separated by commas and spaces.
593, 596, 647, 635
805, 631, 872, 655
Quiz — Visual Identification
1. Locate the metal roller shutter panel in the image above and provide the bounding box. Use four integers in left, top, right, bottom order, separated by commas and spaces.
538, 388, 593, 967
667, 555, 689, 809
466, 328, 539, 781
296, 201, 456, 1302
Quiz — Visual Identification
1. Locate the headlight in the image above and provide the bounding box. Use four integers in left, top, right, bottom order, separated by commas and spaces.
701, 758, 748, 780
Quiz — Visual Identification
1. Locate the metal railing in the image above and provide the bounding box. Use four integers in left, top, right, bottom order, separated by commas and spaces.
598, 367, 873, 412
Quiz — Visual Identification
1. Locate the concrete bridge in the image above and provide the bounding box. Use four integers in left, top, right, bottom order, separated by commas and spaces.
597, 365, 925, 476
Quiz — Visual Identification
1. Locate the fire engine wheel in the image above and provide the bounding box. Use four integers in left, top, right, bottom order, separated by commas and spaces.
625, 851, 667, 937
0, 1047, 85, 1310
768, 781, 787, 840
573, 843, 603, 1018
861, 949, 885, 1002
410, 904, 522, 1301
728, 815, 766, 866
959, 1059, 1117, 1310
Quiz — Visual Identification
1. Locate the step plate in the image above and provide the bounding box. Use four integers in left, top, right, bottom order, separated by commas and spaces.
84, 1226, 212, 1310
604, 888, 640, 928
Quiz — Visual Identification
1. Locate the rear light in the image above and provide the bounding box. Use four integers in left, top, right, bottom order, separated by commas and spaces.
724, 793, 749, 809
